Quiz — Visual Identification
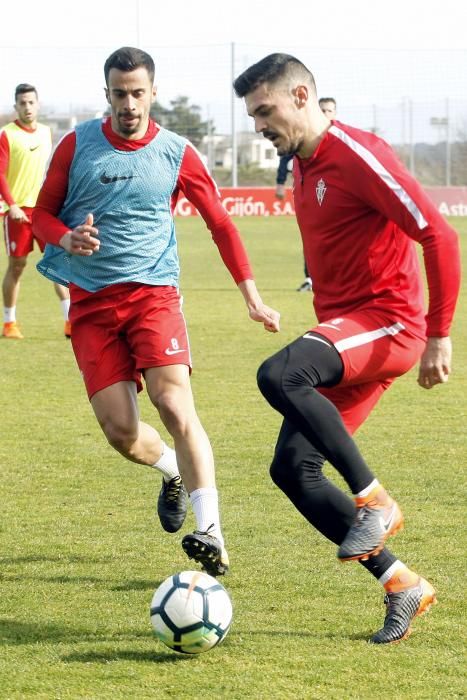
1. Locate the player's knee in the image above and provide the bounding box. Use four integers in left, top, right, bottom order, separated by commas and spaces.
9, 257, 27, 277
154, 391, 189, 435
269, 453, 287, 488
102, 421, 138, 456
257, 354, 284, 402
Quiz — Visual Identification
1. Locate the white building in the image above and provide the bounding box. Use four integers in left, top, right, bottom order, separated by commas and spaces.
201, 132, 279, 170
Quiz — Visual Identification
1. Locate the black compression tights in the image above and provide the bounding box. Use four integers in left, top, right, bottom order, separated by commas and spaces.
257, 334, 375, 493
257, 335, 397, 579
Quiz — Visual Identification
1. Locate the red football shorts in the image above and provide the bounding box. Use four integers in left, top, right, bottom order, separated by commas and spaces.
308, 309, 426, 434
70, 284, 192, 399
4, 208, 45, 256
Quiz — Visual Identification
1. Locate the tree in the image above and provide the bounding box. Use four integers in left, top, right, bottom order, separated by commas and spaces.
150, 96, 212, 148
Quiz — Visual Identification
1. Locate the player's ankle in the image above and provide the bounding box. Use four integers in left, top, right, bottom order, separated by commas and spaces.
379, 562, 419, 593
355, 480, 390, 507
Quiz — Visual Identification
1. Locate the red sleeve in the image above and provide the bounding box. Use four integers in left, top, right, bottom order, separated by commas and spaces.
0, 131, 14, 206
346, 134, 460, 336
176, 143, 253, 284
32, 131, 76, 245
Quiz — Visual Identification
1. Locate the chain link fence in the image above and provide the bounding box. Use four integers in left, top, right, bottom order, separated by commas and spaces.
2, 43, 466, 184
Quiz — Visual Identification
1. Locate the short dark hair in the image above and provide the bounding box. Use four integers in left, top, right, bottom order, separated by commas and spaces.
15, 83, 37, 101
104, 46, 155, 85
233, 53, 315, 97
319, 97, 336, 107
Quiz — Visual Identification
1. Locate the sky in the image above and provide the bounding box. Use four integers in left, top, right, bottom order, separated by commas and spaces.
2, 0, 467, 141
2, 0, 467, 52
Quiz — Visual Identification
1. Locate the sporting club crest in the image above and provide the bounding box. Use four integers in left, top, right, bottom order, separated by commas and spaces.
316, 178, 326, 206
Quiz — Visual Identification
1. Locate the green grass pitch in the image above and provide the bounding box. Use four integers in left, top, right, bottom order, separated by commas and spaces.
0, 216, 465, 699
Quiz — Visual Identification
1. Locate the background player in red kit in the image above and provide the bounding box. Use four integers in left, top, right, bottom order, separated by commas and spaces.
0, 83, 71, 339
234, 54, 460, 643
33, 47, 280, 577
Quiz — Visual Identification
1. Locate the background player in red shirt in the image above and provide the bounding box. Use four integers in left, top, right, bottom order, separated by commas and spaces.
33, 47, 280, 577
0, 84, 71, 339
234, 53, 460, 643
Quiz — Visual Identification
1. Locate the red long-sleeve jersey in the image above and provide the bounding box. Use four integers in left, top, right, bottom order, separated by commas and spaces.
33, 117, 253, 300
0, 130, 15, 205
293, 121, 460, 337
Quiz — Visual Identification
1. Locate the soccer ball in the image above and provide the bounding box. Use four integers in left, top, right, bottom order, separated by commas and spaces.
150, 570, 233, 654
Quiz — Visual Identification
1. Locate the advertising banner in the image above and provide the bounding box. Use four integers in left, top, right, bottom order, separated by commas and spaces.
174, 187, 467, 218
424, 187, 467, 217
174, 188, 294, 218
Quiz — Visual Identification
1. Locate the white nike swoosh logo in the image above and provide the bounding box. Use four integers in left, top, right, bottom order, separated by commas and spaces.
164, 348, 186, 355
379, 504, 397, 532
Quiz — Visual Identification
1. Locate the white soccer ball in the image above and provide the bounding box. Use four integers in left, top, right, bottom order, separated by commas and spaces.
150, 570, 233, 654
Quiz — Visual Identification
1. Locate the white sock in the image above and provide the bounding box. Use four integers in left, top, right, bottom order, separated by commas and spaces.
60, 298, 70, 321
189, 487, 224, 547
151, 443, 179, 482
4, 306, 16, 323
356, 478, 379, 498
378, 560, 403, 586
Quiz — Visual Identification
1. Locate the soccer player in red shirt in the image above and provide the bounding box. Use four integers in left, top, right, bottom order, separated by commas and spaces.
234, 54, 460, 643
33, 47, 280, 577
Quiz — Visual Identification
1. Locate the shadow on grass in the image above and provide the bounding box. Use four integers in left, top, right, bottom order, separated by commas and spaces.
2, 574, 161, 591
1, 574, 105, 586
0, 554, 112, 565
1, 617, 219, 664
62, 649, 189, 664
111, 579, 163, 592
0, 619, 149, 646
1, 560, 160, 591
0, 617, 372, 650
234, 628, 372, 642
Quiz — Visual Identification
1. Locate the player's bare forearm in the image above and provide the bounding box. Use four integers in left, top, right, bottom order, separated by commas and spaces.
417, 336, 452, 389
238, 279, 280, 333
